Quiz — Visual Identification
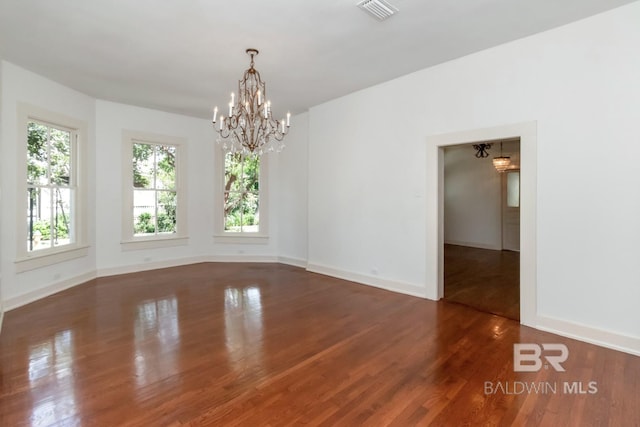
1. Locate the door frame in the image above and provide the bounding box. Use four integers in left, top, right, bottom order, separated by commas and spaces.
426, 121, 537, 326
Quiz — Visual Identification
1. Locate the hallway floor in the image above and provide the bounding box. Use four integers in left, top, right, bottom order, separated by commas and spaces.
444, 244, 520, 320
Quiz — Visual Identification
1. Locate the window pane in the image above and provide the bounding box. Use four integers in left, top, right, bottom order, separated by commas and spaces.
224, 191, 242, 232
225, 174, 243, 193
157, 191, 177, 233
225, 152, 241, 171
26, 188, 41, 251
241, 192, 259, 232
242, 155, 259, 193
225, 153, 243, 193
134, 189, 156, 235
50, 127, 71, 185
53, 188, 72, 246
133, 143, 155, 189
156, 145, 176, 190
27, 122, 49, 185
507, 171, 520, 208
29, 187, 53, 251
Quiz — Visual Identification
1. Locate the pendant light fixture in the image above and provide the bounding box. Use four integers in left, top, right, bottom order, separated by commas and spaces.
492, 142, 511, 173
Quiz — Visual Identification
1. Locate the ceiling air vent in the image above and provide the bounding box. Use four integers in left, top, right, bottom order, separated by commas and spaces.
357, 0, 399, 21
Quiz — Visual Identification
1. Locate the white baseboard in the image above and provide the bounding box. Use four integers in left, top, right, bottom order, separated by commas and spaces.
6, 256, 284, 312
97, 254, 283, 278
209, 254, 279, 263
278, 256, 308, 268
536, 314, 640, 356
97, 256, 212, 278
5, 255, 284, 312
444, 240, 502, 251
4, 258, 639, 358
306, 263, 428, 299
4, 270, 97, 311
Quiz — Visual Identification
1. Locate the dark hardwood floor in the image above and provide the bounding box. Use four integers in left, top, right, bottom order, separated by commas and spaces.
1, 263, 638, 426
445, 244, 520, 321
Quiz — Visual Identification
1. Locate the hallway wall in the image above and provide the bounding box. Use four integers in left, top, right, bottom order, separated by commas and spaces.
443, 141, 520, 250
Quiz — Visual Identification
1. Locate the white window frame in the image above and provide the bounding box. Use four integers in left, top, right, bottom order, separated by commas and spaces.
15, 104, 89, 272
121, 130, 188, 251
213, 150, 269, 244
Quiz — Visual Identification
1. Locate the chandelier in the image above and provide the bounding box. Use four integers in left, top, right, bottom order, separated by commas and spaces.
492, 142, 511, 172
212, 49, 290, 155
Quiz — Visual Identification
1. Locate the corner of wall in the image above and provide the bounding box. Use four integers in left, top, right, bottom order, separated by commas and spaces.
306, 262, 429, 299
0, 59, 4, 331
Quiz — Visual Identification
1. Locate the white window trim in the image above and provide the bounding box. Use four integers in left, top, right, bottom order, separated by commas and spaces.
213, 149, 269, 244
15, 103, 89, 272
121, 130, 188, 251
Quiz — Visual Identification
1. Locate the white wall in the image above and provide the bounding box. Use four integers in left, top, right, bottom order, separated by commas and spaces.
95, 101, 210, 272
444, 141, 519, 249
308, 3, 640, 350
308, 87, 429, 297
0, 60, 4, 329
94, 100, 283, 273
275, 112, 309, 266
0, 61, 97, 307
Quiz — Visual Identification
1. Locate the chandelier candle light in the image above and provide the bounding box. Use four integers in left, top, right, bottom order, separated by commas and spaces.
212, 49, 290, 155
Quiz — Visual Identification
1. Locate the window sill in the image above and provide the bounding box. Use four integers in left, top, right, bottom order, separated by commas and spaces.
15, 245, 90, 273
213, 234, 269, 245
121, 236, 189, 251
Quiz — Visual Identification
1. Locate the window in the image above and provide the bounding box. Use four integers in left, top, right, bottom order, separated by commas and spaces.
215, 152, 268, 242
507, 171, 520, 208
132, 142, 177, 236
16, 104, 88, 272
122, 131, 187, 250
26, 121, 76, 252
224, 153, 260, 232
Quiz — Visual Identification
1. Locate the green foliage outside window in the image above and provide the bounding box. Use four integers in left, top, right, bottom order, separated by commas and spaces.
32, 219, 69, 240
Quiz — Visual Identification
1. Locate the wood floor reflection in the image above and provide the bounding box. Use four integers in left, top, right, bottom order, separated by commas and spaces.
1, 263, 638, 426
444, 244, 520, 321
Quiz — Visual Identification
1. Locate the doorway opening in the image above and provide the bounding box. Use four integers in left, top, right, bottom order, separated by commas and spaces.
442, 140, 520, 320
426, 121, 537, 326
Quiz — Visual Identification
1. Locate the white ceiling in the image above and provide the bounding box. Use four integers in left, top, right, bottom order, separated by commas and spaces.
0, 0, 635, 119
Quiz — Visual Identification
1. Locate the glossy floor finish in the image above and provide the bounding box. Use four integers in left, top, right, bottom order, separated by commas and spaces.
445, 244, 520, 321
1, 263, 638, 426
